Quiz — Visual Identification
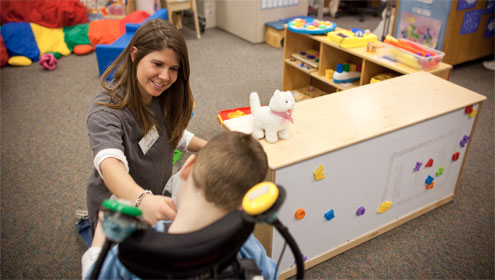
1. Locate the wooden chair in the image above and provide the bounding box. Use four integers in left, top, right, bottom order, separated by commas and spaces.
160, 0, 201, 39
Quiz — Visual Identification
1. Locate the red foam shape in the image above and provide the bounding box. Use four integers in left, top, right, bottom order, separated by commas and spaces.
425, 158, 434, 167
452, 152, 460, 161
465, 105, 473, 114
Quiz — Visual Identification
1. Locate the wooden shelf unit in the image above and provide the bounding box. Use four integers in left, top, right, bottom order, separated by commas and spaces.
282, 27, 453, 99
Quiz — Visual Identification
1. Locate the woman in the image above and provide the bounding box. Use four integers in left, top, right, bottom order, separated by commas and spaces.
86, 19, 206, 232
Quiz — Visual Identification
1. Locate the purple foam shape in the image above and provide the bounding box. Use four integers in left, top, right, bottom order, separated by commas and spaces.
294, 254, 307, 264
356, 206, 366, 216
460, 139, 467, 147
413, 162, 422, 171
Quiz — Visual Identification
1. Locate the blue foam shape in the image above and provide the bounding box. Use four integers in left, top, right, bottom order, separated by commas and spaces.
324, 209, 335, 221
95, 9, 169, 78
425, 175, 434, 185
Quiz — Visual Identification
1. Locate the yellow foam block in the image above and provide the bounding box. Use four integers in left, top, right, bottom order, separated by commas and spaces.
30, 23, 71, 57
325, 69, 334, 79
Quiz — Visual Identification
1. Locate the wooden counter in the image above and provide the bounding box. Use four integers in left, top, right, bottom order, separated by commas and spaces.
225, 72, 484, 170
224, 72, 486, 279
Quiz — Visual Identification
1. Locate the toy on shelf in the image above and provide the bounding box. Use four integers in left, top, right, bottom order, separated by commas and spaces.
288, 18, 337, 35
292, 86, 326, 102
383, 35, 444, 70
333, 63, 361, 83
216, 106, 251, 126
327, 28, 377, 48
366, 41, 384, 53
370, 72, 398, 83
291, 49, 319, 68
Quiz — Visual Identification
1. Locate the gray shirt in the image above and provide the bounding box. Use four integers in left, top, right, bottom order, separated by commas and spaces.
86, 90, 173, 229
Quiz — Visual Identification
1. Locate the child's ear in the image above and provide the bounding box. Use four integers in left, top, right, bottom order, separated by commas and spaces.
179, 154, 196, 180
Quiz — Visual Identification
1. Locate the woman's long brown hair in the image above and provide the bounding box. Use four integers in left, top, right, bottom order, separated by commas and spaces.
100, 19, 193, 149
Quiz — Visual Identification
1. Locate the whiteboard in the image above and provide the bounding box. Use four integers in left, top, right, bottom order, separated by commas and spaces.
271, 105, 479, 272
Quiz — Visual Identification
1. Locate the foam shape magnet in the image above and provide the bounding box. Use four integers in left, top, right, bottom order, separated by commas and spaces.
436, 167, 444, 176
324, 209, 335, 221
452, 152, 460, 161
295, 208, 306, 220
465, 105, 473, 114
469, 108, 477, 118
425, 158, 434, 167
460, 135, 470, 147
294, 254, 308, 264
377, 201, 392, 213
313, 165, 326, 181
425, 175, 434, 185
356, 206, 366, 216
426, 182, 434, 189
413, 162, 422, 171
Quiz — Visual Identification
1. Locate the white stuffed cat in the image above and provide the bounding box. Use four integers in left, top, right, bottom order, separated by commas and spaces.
250, 90, 295, 143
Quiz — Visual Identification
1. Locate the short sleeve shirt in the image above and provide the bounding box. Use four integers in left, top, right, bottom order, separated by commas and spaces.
86, 90, 174, 224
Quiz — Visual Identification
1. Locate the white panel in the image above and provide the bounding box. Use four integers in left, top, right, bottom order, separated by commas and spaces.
271, 105, 478, 272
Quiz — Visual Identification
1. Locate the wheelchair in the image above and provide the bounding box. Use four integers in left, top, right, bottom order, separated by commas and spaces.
90, 183, 304, 279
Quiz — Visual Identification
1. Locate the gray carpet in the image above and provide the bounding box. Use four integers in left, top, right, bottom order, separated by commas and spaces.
1, 14, 493, 279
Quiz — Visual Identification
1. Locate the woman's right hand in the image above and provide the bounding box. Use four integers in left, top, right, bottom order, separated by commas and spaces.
138, 194, 177, 225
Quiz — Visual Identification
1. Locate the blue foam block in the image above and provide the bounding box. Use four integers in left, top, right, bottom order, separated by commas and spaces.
95, 8, 168, 78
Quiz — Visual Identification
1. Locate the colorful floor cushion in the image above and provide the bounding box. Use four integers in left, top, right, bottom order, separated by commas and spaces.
1, 22, 40, 61
88, 19, 122, 47
8, 56, 32, 66
0, 34, 8, 66
30, 23, 71, 57
73, 44, 94, 55
64, 23, 91, 51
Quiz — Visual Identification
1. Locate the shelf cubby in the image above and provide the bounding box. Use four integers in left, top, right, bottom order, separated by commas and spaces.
282, 27, 453, 100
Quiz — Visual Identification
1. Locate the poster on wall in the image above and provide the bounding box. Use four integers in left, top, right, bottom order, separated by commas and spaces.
460, 9, 482, 34
398, 11, 442, 48
393, 0, 452, 50
484, 0, 495, 14
484, 16, 494, 38
457, 0, 477, 11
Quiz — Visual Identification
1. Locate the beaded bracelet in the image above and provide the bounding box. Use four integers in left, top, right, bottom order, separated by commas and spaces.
135, 190, 152, 207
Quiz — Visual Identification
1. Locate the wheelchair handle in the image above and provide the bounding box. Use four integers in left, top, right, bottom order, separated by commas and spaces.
243, 182, 305, 279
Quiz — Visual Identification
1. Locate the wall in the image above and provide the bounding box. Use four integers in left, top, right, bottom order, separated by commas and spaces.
216, 0, 309, 43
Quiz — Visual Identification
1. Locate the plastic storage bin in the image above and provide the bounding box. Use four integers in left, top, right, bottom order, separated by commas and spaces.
385, 39, 445, 70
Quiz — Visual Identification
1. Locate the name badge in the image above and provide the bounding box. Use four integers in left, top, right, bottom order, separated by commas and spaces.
139, 126, 159, 155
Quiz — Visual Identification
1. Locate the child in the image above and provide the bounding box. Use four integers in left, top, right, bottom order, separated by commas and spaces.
82, 131, 278, 279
